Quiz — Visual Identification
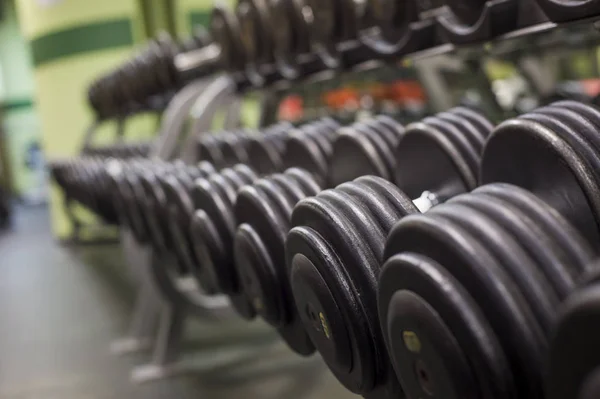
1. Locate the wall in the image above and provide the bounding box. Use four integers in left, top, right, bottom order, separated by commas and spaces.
16, 0, 154, 237
0, 0, 42, 202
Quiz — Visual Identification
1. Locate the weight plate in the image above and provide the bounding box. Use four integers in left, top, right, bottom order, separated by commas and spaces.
394, 122, 470, 201
210, 3, 245, 71
535, 0, 600, 22
271, 0, 311, 79
433, 200, 557, 332
547, 286, 600, 399
384, 212, 546, 399
304, 0, 342, 69
471, 185, 589, 298
379, 252, 515, 399
481, 112, 600, 246
436, 0, 519, 44
329, 125, 391, 186
282, 132, 329, 187
237, 0, 275, 86
358, 0, 419, 55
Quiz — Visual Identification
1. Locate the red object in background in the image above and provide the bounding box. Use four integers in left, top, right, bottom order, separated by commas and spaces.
581, 79, 600, 97
323, 88, 360, 110
278, 95, 304, 121
389, 80, 426, 105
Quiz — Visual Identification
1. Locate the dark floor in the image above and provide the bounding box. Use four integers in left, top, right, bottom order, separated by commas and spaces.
0, 207, 354, 399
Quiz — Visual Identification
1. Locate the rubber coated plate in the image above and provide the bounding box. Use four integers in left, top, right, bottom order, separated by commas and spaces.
379, 253, 512, 399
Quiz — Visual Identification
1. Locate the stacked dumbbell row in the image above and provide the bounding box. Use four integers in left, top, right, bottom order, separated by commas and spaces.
88, 0, 600, 121
186, 100, 600, 399
49, 157, 128, 224
88, 29, 211, 119
53, 101, 600, 398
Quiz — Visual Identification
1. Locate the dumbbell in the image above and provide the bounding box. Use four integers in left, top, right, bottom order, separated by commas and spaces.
250, 118, 341, 180
163, 118, 332, 296
328, 115, 405, 186
105, 159, 169, 242
547, 272, 600, 399
50, 157, 121, 224
89, 30, 212, 119
535, 0, 600, 22
357, 0, 437, 57
212, 167, 323, 354
194, 118, 338, 177
285, 108, 493, 398
426, 0, 520, 44
379, 100, 600, 399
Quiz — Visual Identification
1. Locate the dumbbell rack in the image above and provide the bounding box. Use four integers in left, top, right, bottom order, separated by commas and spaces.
110, 73, 297, 384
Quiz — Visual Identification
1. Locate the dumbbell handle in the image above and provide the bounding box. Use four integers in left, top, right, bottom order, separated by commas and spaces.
174, 43, 222, 81
412, 191, 440, 213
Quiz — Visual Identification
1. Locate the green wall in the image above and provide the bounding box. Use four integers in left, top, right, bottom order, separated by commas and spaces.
16, 0, 153, 237
0, 1, 42, 201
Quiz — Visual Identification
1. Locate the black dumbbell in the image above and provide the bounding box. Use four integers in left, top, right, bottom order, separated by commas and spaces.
547, 272, 600, 399
329, 115, 405, 186
246, 118, 337, 178
189, 164, 260, 314
281, 117, 342, 187
535, 0, 600, 22
358, 0, 437, 57
285, 108, 493, 398
433, 0, 520, 44
232, 168, 322, 354
380, 101, 600, 399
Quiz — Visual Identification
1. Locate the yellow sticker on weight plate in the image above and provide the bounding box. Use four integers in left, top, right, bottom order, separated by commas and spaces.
403, 331, 422, 354
320, 312, 331, 339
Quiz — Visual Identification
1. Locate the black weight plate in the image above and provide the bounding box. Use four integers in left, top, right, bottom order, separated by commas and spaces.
424, 116, 480, 180
234, 224, 284, 322
384, 213, 546, 399
437, 111, 486, 154
219, 132, 250, 166
357, 122, 397, 178
197, 135, 226, 167
475, 183, 596, 276
190, 208, 255, 318
355, 175, 419, 218
282, 133, 329, 187
394, 122, 471, 201
431, 200, 557, 332
536, 0, 600, 22
304, 0, 342, 69
318, 189, 385, 271
359, 0, 418, 55
247, 138, 283, 175
379, 252, 514, 399
124, 172, 150, 242
547, 286, 600, 399
270, 0, 308, 79
287, 225, 372, 393
337, 180, 402, 233
237, 0, 275, 86
482, 116, 600, 246
531, 108, 600, 193
455, 189, 577, 299
210, 4, 245, 71
444, 0, 487, 26
449, 106, 494, 140
283, 167, 322, 196
304, 123, 336, 158
372, 115, 405, 147
329, 126, 390, 187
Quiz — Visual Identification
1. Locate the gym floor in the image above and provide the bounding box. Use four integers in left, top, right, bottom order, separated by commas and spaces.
0, 206, 353, 399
